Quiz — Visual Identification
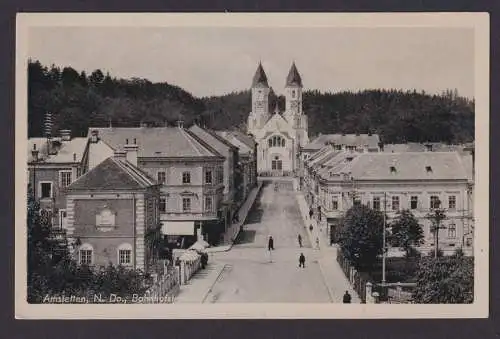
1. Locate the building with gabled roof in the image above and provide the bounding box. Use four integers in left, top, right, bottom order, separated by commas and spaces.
65, 154, 161, 271
86, 123, 227, 247
247, 62, 309, 176
28, 130, 90, 229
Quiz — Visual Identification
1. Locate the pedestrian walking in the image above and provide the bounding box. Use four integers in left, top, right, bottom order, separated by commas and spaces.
315, 237, 320, 249
309, 224, 313, 232
298, 234, 302, 248
343, 290, 352, 304
299, 252, 306, 268
309, 208, 314, 219
268, 235, 274, 251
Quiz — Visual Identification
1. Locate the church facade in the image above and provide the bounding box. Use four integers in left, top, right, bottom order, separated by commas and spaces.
247, 62, 309, 176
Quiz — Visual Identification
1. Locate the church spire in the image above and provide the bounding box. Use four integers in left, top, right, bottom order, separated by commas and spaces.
252, 62, 269, 88
286, 62, 303, 88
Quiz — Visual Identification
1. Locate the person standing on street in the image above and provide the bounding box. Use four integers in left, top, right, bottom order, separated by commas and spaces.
343, 291, 352, 303
298, 234, 302, 248
309, 208, 314, 219
299, 253, 306, 268
315, 237, 320, 249
268, 235, 274, 251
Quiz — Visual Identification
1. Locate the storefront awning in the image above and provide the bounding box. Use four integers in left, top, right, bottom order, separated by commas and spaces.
161, 221, 195, 236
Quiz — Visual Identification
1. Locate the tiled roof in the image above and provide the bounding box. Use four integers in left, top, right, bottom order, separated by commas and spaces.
28, 137, 88, 163
319, 152, 469, 181
306, 133, 380, 150
88, 127, 223, 158
189, 125, 238, 154
67, 157, 156, 191
252, 62, 269, 88
215, 131, 253, 155
286, 62, 303, 87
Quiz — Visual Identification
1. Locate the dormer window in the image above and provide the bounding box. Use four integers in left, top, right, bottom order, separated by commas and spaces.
125, 138, 129, 144
426, 166, 432, 173
390, 166, 397, 173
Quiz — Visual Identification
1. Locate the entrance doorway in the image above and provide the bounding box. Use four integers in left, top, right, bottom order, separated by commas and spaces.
271, 155, 282, 175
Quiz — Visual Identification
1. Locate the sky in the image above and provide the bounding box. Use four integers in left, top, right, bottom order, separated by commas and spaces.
28, 26, 474, 98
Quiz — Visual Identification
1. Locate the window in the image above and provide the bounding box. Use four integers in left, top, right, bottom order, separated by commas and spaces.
430, 195, 441, 209
448, 195, 456, 210
354, 198, 361, 206
76, 167, 82, 178
182, 198, 191, 212
118, 243, 132, 266
205, 170, 213, 184
159, 196, 167, 213
268, 135, 286, 148
40, 182, 52, 199
332, 198, 339, 210
79, 244, 93, 265
373, 197, 381, 211
410, 196, 418, 210
59, 209, 67, 229
392, 196, 400, 211
157, 171, 166, 184
205, 196, 213, 212
60, 171, 72, 188
182, 171, 191, 184
448, 223, 457, 238
292, 90, 296, 98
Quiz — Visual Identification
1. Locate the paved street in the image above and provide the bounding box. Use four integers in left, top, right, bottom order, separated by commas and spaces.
204, 180, 333, 303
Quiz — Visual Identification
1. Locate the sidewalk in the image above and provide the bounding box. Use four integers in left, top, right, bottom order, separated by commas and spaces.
294, 181, 361, 303
205, 181, 263, 253
174, 263, 226, 303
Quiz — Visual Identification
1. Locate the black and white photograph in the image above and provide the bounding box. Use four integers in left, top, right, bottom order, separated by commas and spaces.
15, 13, 489, 318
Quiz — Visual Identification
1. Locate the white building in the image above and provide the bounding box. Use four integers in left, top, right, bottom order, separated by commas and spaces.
247, 62, 309, 176
304, 147, 474, 255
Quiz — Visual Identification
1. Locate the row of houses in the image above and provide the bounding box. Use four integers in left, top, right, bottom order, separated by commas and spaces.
300, 134, 475, 255
27, 122, 257, 272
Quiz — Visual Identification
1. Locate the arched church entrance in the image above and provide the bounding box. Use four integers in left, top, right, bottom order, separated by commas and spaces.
271, 155, 283, 176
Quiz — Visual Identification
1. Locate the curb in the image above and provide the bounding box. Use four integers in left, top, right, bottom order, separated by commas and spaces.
201, 264, 227, 303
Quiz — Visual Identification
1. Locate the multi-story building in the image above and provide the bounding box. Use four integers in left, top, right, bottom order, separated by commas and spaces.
304, 148, 474, 255
27, 130, 89, 229
189, 124, 240, 222
216, 130, 258, 200
247, 62, 309, 176
65, 152, 161, 271
86, 123, 226, 247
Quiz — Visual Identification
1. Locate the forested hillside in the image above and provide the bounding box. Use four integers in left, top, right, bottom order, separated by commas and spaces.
28, 60, 474, 143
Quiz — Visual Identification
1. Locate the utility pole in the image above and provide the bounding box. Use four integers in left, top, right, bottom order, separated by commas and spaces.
382, 192, 387, 285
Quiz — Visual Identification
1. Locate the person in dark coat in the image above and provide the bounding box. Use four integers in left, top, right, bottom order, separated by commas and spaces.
299, 253, 306, 268
309, 209, 314, 219
297, 234, 302, 248
343, 291, 352, 303
268, 236, 274, 251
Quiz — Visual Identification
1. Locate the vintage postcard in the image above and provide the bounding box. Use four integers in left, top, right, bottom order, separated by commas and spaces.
15, 12, 489, 318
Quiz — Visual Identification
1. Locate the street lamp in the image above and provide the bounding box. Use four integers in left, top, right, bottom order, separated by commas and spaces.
31, 146, 39, 198
382, 192, 387, 285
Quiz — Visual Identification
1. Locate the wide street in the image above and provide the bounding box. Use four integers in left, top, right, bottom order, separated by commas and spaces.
204, 180, 333, 303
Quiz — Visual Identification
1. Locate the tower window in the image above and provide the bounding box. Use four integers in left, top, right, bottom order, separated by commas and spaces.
292, 90, 296, 98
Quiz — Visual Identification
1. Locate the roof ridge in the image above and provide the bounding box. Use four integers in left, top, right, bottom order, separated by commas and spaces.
111, 158, 154, 187
179, 129, 202, 156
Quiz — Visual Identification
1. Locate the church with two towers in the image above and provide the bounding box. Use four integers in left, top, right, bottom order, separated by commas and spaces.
247, 62, 309, 176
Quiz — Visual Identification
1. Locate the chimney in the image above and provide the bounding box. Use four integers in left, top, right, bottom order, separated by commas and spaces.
123, 144, 139, 167
60, 129, 71, 141
177, 120, 184, 129
113, 150, 127, 161
73, 153, 77, 162
90, 130, 99, 143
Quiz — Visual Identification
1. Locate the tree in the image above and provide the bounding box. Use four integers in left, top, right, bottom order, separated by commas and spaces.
390, 209, 424, 257
426, 200, 447, 258
27, 187, 151, 303
412, 252, 474, 304
337, 204, 385, 270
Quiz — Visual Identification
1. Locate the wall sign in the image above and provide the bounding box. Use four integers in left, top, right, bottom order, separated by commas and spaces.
96, 206, 116, 232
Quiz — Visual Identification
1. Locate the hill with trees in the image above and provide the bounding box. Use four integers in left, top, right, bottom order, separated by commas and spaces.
28, 60, 474, 144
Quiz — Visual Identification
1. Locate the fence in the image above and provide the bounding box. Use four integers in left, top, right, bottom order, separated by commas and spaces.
336, 249, 371, 303
141, 266, 180, 304
375, 282, 416, 304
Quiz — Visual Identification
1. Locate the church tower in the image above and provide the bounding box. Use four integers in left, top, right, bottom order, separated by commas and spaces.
285, 62, 303, 120
284, 62, 309, 147
247, 62, 270, 136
